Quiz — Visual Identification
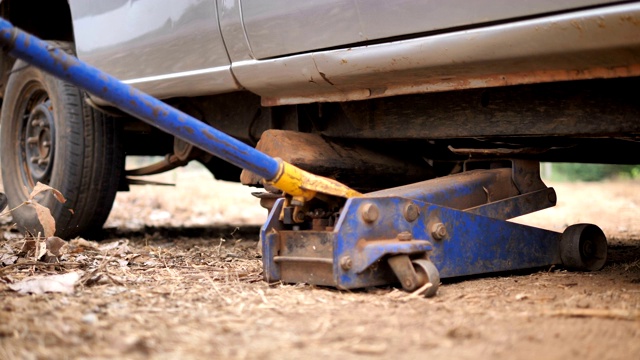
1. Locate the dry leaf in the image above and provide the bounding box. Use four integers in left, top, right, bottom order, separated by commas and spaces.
99, 241, 126, 252
36, 240, 47, 260
43, 236, 69, 263
129, 254, 153, 265
8, 271, 83, 295
74, 254, 89, 262
18, 239, 35, 256
116, 259, 129, 267
28, 182, 66, 204
99, 240, 131, 256
69, 238, 100, 251
0, 253, 17, 266
46, 237, 68, 256
19, 239, 47, 259
31, 202, 56, 238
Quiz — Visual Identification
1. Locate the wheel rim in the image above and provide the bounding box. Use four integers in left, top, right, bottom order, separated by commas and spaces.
580, 237, 595, 259
18, 85, 55, 188
579, 225, 607, 270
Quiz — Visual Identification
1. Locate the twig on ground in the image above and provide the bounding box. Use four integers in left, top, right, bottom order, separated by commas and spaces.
80, 255, 124, 287
404, 282, 433, 300
546, 308, 640, 321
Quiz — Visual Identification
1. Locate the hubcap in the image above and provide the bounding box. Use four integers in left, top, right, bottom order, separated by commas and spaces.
22, 98, 55, 186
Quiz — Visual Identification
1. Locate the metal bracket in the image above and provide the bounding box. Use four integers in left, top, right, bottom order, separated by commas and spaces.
353, 239, 432, 274
465, 187, 557, 220
387, 255, 421, 291
511, 160, 547, 193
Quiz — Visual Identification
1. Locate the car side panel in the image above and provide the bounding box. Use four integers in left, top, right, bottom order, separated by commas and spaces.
68, 0, 240, 100
231, 2, 640, 105
240, 0, 360, 60
241, 0, 625, 60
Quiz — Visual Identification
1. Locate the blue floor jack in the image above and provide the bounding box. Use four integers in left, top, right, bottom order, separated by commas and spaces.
0, 19, 608, 297
261, 159, 607, 297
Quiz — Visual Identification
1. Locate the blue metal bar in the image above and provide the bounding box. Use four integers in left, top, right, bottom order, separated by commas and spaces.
367, 168, 517, 210
0, 18, 281, 180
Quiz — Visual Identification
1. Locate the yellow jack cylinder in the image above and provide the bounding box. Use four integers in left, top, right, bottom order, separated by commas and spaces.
267, 159, 362, 201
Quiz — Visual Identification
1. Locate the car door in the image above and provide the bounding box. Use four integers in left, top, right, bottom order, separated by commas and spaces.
241, 0, 627, 59
68, 0, 239, 100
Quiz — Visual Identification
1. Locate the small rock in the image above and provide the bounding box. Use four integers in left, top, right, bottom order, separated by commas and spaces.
576, 299, 591, 309
82, 313, 98, 325
446, 326, 477, 340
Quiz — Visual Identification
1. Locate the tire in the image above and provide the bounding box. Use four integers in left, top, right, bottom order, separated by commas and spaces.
412, 259, 440, 298
0, 42, 124, 238
560, 224, 608, 271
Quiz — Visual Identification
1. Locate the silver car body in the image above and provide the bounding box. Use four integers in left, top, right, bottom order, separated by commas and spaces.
68, 0, 640, 105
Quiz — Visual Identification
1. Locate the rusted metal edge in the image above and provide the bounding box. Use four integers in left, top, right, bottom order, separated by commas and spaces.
261, 65, 640, 106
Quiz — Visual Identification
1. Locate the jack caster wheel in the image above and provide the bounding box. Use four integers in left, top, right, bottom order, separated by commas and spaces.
412, 259, 440, 298
560, 224, 607, 271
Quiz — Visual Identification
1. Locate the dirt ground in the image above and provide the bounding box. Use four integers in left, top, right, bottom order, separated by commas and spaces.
1, 165, 639, 360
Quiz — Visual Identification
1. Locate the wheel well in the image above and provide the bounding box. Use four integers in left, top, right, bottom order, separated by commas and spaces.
0, 0, 74, 96
1, 0, 73, 41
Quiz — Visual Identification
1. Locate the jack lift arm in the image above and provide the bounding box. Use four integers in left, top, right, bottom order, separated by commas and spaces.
0, 19, 607, 297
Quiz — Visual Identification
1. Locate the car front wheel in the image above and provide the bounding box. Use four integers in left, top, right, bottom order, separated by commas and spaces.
0, 42, 124, 238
